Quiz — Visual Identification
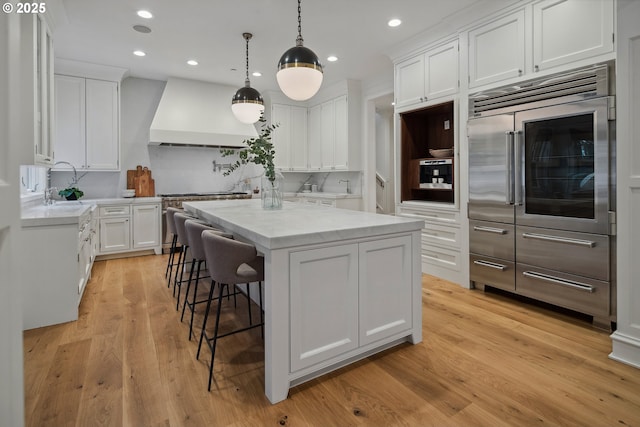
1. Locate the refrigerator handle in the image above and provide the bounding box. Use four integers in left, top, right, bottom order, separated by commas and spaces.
506, 131, 514, 205
514, 130, 523, 206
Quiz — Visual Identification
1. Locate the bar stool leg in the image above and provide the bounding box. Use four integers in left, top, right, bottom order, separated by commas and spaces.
165, 234, 177, 278
170, 245, 183, 290
178, 258, 196, 311
208, 282, 226, 391
197, 279, 217, 361
246, 285, 252, 326
258, 281, 264, 338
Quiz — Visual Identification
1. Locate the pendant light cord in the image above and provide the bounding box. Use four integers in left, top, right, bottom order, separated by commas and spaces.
244, 33, 251, 86
296, 0, 303, 46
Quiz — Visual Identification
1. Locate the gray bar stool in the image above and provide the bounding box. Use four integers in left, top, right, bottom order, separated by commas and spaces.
165, 207, 182, 286
197, 230, 264, 391
172, 212, 205, 308
180, 220, 231, 341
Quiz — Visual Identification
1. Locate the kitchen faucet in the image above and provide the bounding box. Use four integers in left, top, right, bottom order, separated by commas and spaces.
45, 161, 79, 205
339, 179, 351, 194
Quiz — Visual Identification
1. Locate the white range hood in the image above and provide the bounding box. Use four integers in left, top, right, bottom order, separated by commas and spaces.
149, 77, 257, 147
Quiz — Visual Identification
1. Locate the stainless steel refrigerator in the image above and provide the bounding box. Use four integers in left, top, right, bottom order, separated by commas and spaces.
467, 63, 616, 329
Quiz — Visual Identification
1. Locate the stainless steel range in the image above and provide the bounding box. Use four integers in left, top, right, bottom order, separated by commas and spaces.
467, 62, 616, 330
160, 192, 252, 253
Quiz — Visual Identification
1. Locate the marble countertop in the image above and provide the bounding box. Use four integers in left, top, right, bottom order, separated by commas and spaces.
183, 199, 423, 250
288, 192, 361, 199
21, 196, 161, 227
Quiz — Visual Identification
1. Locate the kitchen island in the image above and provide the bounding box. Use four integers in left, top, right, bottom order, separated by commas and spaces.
183, 199, 424, 404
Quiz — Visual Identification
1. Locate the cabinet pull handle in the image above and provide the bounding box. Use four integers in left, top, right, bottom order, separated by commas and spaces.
522, 232, 596, 248
473, 260, 507, 271
473, 226, 507, 235
522, 271, 594, 293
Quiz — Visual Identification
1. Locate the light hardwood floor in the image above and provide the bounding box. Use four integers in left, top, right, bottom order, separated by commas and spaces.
23, 255, 640, 426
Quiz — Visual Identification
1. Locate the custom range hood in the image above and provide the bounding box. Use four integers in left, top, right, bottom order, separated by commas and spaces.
149, 77, 257, 148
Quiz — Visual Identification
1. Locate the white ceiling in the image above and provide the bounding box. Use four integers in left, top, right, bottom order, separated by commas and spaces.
51, 0, 516, 93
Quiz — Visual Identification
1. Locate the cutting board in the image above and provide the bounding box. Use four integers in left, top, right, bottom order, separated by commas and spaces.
127, 165, 155, 197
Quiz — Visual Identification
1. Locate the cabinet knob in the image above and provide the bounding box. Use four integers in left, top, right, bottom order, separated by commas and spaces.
518, 69, 522, 75
534, 65, 539, 72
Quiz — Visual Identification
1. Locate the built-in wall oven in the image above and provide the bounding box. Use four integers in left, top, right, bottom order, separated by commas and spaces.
468, 62, 616, 330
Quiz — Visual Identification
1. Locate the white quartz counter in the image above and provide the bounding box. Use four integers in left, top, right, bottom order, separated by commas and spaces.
21, 197, 161, 227
183, 199, 423, 249
285, 192, 361, 199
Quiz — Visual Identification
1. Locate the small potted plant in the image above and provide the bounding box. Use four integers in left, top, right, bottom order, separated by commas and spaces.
58, 186, 84, 201
221, 116, 282, 209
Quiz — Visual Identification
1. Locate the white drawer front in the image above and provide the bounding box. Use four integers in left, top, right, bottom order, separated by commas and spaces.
398, 205, 460, 225
99, 205, 130, 217
422, 222, 461, 250
421, 243, 461, 272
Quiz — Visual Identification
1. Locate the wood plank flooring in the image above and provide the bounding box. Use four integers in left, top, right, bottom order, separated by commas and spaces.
23, 255, 640, 426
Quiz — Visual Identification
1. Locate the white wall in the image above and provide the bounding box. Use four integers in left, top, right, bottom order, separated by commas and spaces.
2, 11, 26, 427
610, 0, 640, 369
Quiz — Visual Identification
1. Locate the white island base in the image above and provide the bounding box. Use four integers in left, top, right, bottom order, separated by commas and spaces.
184, 199, 424, 404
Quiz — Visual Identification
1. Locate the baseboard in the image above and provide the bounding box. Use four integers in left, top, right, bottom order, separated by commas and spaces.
609, 331, 640, 369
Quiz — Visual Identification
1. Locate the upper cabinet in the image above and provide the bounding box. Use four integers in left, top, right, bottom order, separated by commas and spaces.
269, 80, 361, 172
532, 0, 614, 72
24, 14, 55, 166
271, 103, 308, 171
55, 75, 120, 171
468, 11, 526, 88
395, 40, 459, 110
467, 0, 614, 90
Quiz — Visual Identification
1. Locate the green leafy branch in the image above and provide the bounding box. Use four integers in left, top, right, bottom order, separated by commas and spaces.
221, 116, 279, 182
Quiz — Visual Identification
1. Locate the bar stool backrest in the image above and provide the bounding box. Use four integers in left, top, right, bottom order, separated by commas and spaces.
201, 230, 261, 285
166, 207, 181, 235
174, 212, 202, 246
185, 220, 231, 261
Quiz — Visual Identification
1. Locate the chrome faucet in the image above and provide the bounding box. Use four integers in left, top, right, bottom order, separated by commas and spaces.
339, 179, 351, 194
45, 161, 79, 205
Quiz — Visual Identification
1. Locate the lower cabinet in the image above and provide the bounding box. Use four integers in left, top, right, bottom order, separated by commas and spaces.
22, 208, 95, 330
132, 204, 161, 249
397, 203, 463, 284
98, 206, 131, 253
289, 235, 413, 372
97, 201, 161, 256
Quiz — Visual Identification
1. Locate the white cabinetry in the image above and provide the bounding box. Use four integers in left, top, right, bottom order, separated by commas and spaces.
309, 95, 357, 170
271, 103, 308, 171
468, 10, 525, 88
532, 0, 614, 72
54, 75, 119, 170
395, 40, 459, 109
466, 0, 614, 89
22, 208, 94, 330
96, 200, 161, 256
397, 204, 462, 283
132, 204, 161, 249
290, 244, 359, 371
289, 235, 414, 372
98, 205, 130, 253
23, 14, 55, 166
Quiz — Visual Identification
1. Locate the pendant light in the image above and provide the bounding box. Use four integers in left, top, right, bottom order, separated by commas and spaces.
276, 0, 323, 101
232, 32, 264, 124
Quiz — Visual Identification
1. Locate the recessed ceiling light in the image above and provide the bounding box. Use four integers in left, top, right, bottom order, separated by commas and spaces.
252, 71, 262, 77
388, 18, 402, 27
133, 50, 146, 57
133, 25, 151, 34
327, 55, 338, 62
187, 59, 198, 66
137, 10, 153, 19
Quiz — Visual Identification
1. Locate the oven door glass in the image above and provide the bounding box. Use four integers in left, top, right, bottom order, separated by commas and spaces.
515, 98, 610, 234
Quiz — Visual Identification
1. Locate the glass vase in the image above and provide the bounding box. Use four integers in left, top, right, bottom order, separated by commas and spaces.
261, 171, 284, 210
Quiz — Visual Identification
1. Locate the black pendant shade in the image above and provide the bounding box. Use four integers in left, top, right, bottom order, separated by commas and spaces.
231, 32, 264, 124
